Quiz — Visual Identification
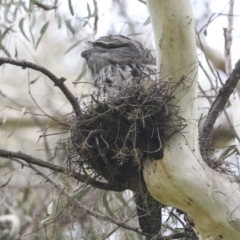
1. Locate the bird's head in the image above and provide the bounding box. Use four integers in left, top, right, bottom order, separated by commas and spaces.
81, 35, 155, 77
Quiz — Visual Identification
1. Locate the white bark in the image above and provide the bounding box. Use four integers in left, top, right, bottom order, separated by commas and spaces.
0, 214, 20, 239
144, 0, 240, 239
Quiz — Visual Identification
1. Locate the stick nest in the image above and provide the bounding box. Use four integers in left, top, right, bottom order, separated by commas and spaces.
70, 79, 185, 186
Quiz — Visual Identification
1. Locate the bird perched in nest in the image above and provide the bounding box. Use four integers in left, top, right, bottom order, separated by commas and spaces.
81, 35, 161, 239
81, 35, 157, 102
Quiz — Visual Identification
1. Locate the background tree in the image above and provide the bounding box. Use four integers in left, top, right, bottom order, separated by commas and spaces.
0, 0, 240, 239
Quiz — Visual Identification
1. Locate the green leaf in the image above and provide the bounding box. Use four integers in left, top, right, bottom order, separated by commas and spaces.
128, 33, 143, 37
14, 45, 18, 58
28, 0, 34, 11
16, 0, 28, 12
65, 19, 75, 35
30, 12, 36, 28
143, 16, 151, 26
68, 0, 74, 16
8, 107, 26, 138
77, 186, 91, 200
4, 6, 12, 24
92, 0, 98, 16
29, 27, 35, 46
57, 13, 62, 29
82, 20, 89, 27
87, 3, 91, 18
103, 194, 114, 217
19, 18, 30, 42
40, 21, 50, 35
22, 187, 31, 203
0, 43, 11, 58
64, 38, 86, 55
73, 62, 87, 85
13, 4, 20, 21
0, 28, 11, 41
35, 21, 50, 49
30, 14, 36, 45
20, 0, 28, 12
83, 1, 98, 19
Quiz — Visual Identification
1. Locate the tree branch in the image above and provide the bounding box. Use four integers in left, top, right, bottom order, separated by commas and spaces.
0, 149, 125, 191
224, 0, 234, 76
199, 59, 240, 160
26, 158, 187, 240
18, 160, 154, 239
0, 58, 82, 118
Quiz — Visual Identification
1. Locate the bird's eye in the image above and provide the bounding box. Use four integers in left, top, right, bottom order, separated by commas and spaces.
94, 39, 127, 49
105, 43, 123, 48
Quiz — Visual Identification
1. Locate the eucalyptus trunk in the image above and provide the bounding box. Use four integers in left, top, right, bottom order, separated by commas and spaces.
144, 0, 240, 239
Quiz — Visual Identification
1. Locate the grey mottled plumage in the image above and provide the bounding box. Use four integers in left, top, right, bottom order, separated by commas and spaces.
81, 35, 161, 239
81, 35, 156, 101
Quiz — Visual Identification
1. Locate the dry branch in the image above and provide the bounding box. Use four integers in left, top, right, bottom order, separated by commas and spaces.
0, 57, 82, 118
0, 149, 125, 191
200, 59, 240, 162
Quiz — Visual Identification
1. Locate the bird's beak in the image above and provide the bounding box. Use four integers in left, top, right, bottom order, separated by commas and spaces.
81, 49, 93, 59
81, 49, 107, 59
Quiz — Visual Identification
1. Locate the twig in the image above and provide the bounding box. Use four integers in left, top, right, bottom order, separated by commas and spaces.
0, 58, 82, 118
0, 149, 125, 191
18, 161, 155, 239
169, 212, 185, 228
13, 159, 186, 240
200, 59, 240, 160
95, 137, 115, 173
33, 1, 57, 11
27, 69, 65, 125
199, 62, 217, 94
224, 0, 234, 75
